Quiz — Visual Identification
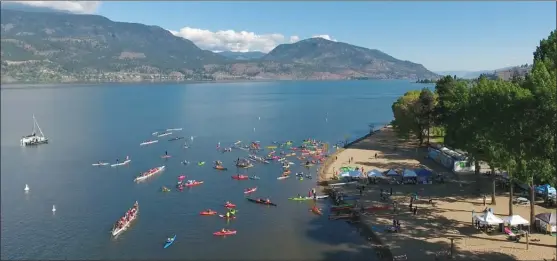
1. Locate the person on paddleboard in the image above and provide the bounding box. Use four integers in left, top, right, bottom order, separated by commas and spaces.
165, 151, 168, 156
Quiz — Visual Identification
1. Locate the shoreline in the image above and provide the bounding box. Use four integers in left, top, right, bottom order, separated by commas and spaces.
318, 126, 394, 261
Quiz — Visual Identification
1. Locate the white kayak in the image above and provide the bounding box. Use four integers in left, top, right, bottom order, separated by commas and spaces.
111, 160, 131, 167
157, 132, 172, 137
166, 128, 182, 131
92, 162, 109, 166
277, 176, 290, 180
315, 195, 329, 199
140, 140, 159, 146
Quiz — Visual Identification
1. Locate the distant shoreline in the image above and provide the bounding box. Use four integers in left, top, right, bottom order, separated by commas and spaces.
0, 79, 416, 89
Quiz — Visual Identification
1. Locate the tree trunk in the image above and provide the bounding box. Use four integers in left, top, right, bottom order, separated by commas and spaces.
508, 172, 514, 216
490, 165, 496, 205
530, 181, 535, 228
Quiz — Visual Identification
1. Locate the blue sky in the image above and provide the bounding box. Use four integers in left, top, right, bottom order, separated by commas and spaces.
12, 1, 557, 71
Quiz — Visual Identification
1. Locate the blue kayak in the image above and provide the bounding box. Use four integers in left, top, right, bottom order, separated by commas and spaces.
163, 235, 176, 249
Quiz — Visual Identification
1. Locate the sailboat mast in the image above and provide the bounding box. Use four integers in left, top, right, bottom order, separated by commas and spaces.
32, 114, 37, 134
33, 115, 45, 137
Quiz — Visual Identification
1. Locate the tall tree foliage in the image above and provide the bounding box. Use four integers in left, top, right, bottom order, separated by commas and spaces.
391, 30, 557, 219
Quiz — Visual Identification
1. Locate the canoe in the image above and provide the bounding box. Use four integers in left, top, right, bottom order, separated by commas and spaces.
244, 187, 257, 194
163, 235, 176, 248
277, 176, 289, 180
200, 211, 217, 216
224, 203, 236, 208
246, 198, 277, 206
232, 175, 249, 180
134, 166, 165, 182
214, 166, 228, 171
213, 230, 237, 236
185, 181, 204, 187
140, 140, 158, 146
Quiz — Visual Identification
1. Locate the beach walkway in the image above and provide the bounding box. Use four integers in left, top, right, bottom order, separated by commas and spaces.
321, 126, 557, 261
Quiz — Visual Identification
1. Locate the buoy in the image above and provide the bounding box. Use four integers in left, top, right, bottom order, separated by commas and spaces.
24, 184, 29, 192
52, 205, 56, 212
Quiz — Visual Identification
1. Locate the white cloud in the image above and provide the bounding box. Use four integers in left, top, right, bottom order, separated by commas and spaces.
9, 1, 101, 14
169, 27, 319, 53
312, 35, 337, 41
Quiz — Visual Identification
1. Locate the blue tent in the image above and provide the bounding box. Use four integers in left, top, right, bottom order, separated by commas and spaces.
349, 170, 362, 178
536, 184, 556, 195
415, 168, 433, 177
367, 169, 384, 178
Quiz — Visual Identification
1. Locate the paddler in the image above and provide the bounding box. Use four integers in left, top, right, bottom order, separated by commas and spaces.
221, 228, 227, 233
226, 211, 231, 218
165, 151, 168, 156
265, 198, 271, 204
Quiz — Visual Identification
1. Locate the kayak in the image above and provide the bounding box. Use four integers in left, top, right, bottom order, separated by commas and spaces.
311, 208, 323, 215
198, 162, 205, 166
289, 197, 313, 201
219, 214, 236, 219
224, 203, 236, 208
163, 235, 176, 248
168, 136, 184, 141
200, 210, 217, 216
140, 140, 159, 146
214, 166, 228, 171
246, 198, 277, 206
111, 159, 131, 167
232, 175, 249, 180
92, 162, 109, 166
244, 187, 257, 194
213, 230, 237, 236
277, 176, 289, 180
185, 181, 204, 187
315, 195, 329, 199
166, 128, 183, 132
161, 155, 172, 159
161, 187, 171, 192
158, 132, 172, 137
178, 175, 186, 180
249, 176, 261, 180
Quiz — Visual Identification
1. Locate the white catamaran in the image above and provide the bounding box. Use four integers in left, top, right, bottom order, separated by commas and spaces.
20, 115, 48, 146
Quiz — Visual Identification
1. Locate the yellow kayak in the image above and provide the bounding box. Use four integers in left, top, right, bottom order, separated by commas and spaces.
266, 146, 277, 149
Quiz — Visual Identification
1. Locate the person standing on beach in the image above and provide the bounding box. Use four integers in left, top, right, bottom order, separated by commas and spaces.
374, 153, 378, 159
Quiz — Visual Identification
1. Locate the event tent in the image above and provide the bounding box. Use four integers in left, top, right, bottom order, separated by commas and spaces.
502, 215, 529, 226
340, 172, 350, 177
348, 170, 362, 178
535, 184, 556, 196
403, 169, 417, 178
475, 211, 504, 225
386, 169, 399, 176
367, 169, 384, 178
535, 212, 556, 225
415, 168, 433, 177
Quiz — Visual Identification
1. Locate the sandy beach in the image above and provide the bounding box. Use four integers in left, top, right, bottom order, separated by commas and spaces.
320, 125, 557, 261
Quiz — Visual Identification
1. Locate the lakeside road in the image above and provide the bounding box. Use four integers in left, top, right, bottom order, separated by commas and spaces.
320, 126, 557, 261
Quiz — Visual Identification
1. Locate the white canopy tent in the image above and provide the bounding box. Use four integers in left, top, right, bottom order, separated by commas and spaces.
403, 169, 417, 178
502, 215, 529, 226
386, 169, 399, 176
475, 211, 504, 225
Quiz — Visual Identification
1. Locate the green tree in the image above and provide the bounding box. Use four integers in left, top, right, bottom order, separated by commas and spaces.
391, 90, 429, 145
417, 88, 436, 145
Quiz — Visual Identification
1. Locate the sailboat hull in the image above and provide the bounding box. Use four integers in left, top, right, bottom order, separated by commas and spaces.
20, 136, 48, 146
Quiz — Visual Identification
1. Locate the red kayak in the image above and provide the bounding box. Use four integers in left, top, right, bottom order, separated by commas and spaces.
232, 175, 249, 180
219, 214, 236, 219
224, 203, 236, 208
185, 181, 204, 187
200, 210, 217, 216
244, 187, 257, 194
213, 230, 237, 236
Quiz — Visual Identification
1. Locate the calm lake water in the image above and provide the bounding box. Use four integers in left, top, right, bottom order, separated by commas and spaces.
1, 80, 431, 260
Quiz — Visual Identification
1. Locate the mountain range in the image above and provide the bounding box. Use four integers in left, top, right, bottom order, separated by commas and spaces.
0, 7, 438, 83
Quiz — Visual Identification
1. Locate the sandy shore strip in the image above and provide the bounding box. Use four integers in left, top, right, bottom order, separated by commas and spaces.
321, 125, 557, 261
